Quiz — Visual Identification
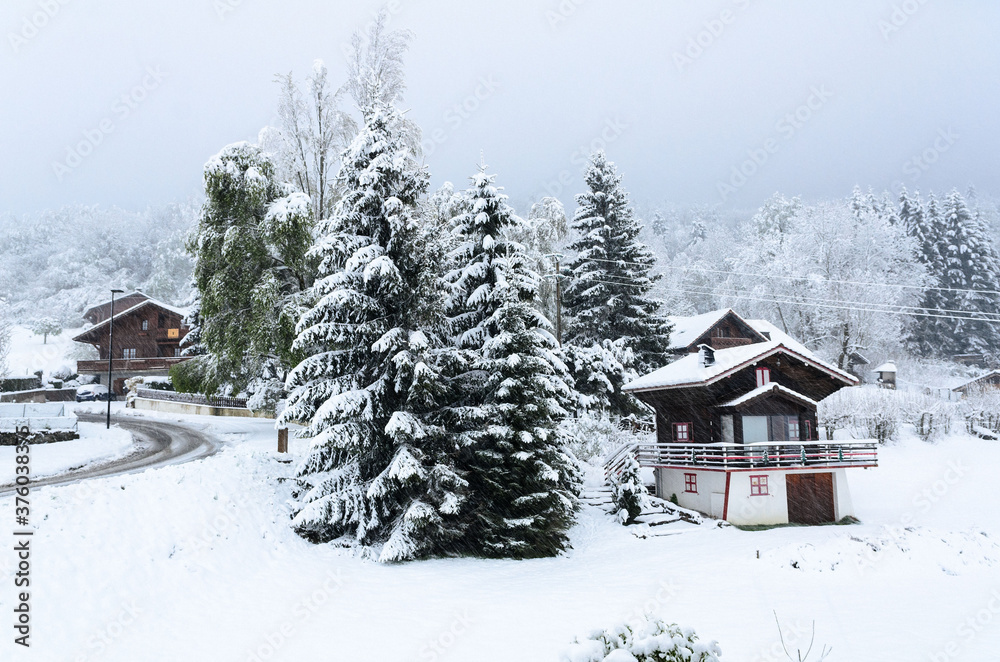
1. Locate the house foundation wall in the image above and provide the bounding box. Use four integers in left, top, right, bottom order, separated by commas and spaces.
656, 467, 856, 525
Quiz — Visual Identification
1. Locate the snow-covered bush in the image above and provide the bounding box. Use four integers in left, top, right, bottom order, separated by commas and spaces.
560, 413, 647, 463
609, 453, 648, 524
818, 386, 900, 443
562, 614, 722, 662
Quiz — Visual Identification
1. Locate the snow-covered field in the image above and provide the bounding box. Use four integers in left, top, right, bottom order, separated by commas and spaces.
0, 412, 998, 661
5, 325, 88, 380
0, 422, 133, 481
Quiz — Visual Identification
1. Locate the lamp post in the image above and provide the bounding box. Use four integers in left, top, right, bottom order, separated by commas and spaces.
107, 289, 124, 429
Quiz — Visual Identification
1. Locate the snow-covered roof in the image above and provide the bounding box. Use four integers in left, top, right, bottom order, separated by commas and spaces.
720, 382, 818, 409
667, 308, 770, 351
872, 361, 897, 373
624, 341, 857, 393
952, 369, 1000, 392
82, 291, 148, 318
743, 318, 815, 358
73, 297, 188, 343
666, 309, 734, 350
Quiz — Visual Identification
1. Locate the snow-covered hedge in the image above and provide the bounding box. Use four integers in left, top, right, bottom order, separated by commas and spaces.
562, 615, 722, 662
818, 386, 966, 443
561, 414, 651, 464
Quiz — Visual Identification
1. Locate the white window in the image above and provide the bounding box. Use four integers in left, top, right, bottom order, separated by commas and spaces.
755, 367, 771, 387
141, 320, 148, 331
122, 348, 136, 359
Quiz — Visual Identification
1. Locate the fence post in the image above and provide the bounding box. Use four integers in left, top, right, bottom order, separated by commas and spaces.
278, 427, 288, 454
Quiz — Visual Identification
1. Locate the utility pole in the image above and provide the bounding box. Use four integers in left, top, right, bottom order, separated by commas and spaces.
544, 253, 565, 347
107, 289, 123, 429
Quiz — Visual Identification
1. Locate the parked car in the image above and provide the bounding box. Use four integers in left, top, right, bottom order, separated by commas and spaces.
76, 384, 115, 402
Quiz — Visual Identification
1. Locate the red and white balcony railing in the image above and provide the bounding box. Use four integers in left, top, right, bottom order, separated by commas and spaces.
605, 440, 878, 479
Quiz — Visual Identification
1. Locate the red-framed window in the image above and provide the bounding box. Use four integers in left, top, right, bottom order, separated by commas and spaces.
755, 367, 771, 387
749, 475, 769, 496
804, 420, 813, 441
673, 422, 692, 442
684, 473, 698, 493
788, 419, 800, 441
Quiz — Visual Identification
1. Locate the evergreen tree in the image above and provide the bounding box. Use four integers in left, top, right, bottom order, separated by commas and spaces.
445, 166, 580, 558
280, 100, 467, 562
192, 143, 314, 394
562, 151, 671, 416
938, 190, 1000, 356
901, 188, 946, 356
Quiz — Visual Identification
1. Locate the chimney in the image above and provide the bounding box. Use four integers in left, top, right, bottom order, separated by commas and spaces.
698, 343, 715, 367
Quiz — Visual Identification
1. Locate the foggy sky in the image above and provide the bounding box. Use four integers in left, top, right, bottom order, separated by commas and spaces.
1, 0, 997, 218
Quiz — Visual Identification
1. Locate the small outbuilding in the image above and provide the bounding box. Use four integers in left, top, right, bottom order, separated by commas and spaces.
952, 370, 1000, 396
872, 361, 897, 390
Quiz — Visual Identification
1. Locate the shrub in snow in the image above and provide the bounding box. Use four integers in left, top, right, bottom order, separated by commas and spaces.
560, 413, 646, 463
818, 386, 899, 444
562, 615, 722, 662
609, 453, 648, 524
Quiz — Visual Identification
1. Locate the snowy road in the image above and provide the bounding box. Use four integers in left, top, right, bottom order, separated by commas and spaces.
0, 412, 222, 496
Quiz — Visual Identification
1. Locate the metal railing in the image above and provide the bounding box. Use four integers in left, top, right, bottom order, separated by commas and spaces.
134, 388, 248, 410
78, 357, 189, 373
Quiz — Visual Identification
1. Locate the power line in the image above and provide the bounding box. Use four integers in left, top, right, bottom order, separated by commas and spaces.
566, 273, 1000, 324
572, 255, 1000, 297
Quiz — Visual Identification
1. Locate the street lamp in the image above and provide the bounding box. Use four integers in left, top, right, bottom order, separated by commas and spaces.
107, 289, 124, 429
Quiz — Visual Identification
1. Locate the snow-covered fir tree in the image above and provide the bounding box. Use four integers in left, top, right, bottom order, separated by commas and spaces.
192, 142, 314, 399
280, 99, 467, 562
562, 151, 671, 417
937, 189, 1000, 356
445, 165, 580, 558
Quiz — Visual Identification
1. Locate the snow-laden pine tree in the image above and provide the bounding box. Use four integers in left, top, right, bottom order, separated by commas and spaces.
562, 151, 671, 416
900, 188, 948, 356
280, 99, 468, 562
938, 189, 1000, 356
192, 142, 314, 401
445, 165, 580, 558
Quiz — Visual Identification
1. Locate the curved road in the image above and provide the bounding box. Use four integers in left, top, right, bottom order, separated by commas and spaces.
0, 412, 223, 496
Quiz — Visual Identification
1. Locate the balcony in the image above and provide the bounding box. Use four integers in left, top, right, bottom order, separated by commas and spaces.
77, 357, 189, 374
606, 440, 877, 478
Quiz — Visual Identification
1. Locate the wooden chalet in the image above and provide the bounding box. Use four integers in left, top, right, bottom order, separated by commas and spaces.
953, 369, 1000, 396
73, 292, 190, 394
614, 309, 877, 526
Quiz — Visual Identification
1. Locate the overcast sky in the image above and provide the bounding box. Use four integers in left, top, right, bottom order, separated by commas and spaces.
1, 0, 997, 218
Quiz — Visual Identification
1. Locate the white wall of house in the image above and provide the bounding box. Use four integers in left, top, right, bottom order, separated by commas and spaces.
656, 468, 727, 518
657, 467, 856, 525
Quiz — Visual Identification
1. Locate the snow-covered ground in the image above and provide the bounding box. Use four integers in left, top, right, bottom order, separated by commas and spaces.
0, 411, 997, 661
5, 325, 89, 380
0, 421, 133, 481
